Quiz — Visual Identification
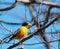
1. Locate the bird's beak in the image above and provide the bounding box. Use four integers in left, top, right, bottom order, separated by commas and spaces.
28, 23, 32, 26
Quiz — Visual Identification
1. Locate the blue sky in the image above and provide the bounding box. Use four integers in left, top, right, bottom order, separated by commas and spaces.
0, 0, 60, 49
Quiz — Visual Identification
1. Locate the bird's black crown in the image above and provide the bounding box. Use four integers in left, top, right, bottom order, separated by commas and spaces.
22, 22, 29, 26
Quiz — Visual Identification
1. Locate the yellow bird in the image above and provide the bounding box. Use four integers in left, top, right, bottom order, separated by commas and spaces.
7, 22, 31, 43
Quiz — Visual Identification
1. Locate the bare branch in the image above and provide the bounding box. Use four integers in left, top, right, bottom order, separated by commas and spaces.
43, 6, 53, 25
0, 0, 18, 11
0, 20, 22, 25
7, 15, 60, 49
20, 39, 60, 45
0, 1, 60, 11
29, 4, 40, 28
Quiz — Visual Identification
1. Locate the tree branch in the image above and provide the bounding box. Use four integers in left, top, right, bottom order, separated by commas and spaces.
7, 15, 60, 49
0, 0, 18, 11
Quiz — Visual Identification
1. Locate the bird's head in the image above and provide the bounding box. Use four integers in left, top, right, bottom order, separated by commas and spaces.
22, 22, 31, 28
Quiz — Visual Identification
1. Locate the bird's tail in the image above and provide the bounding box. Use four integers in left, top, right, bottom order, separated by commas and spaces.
5, 37, 12, 43
6, 34, 17, 43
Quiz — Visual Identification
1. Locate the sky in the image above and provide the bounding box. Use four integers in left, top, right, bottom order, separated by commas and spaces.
0, 0, 60, 49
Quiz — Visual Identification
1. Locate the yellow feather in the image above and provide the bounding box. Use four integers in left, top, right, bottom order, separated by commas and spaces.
13, 26, 28, 39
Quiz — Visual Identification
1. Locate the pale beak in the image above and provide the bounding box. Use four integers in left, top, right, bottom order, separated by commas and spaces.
28, 23, 32, 26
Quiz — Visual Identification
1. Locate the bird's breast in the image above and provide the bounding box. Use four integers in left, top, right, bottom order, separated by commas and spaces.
14, 26, 28, 39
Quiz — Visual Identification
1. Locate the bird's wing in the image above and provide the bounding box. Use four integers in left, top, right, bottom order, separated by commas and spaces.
10, 28, 21, 40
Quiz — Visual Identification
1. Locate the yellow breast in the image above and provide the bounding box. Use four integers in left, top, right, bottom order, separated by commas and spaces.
14, 26, 28, 39
19, 26, 28, 36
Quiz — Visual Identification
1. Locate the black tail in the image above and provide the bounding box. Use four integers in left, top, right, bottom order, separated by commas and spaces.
6, 39, 11, 43
6, 34, 16, 43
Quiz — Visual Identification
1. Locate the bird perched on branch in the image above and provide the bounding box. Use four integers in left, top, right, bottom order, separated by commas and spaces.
7, 22, 31, 43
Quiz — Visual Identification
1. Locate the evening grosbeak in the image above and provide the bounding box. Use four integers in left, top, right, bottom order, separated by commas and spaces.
7, 22, 31, 43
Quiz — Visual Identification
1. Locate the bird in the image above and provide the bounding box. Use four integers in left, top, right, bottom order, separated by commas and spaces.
7, 22, 31, 43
